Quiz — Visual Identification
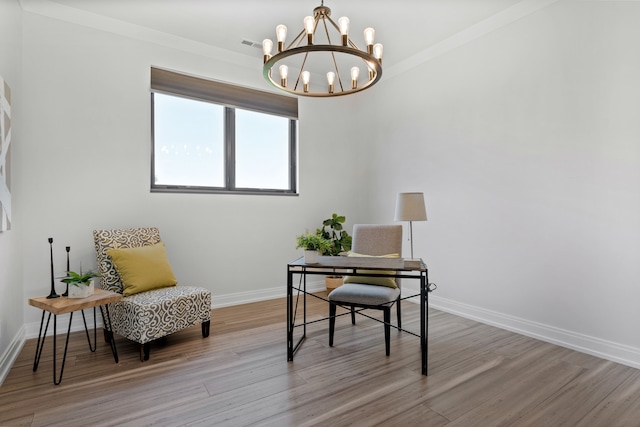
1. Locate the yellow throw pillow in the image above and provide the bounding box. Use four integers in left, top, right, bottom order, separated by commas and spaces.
107, 242, 178, 296
343, 252, 400, 288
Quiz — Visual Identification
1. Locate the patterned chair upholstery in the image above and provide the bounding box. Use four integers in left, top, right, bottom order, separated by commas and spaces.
93, 227, 211, 361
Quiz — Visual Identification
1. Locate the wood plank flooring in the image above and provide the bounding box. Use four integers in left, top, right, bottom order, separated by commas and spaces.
2, 293, 640, 426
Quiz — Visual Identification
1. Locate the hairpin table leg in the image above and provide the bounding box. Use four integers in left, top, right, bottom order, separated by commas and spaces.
52, 312, 74, 385
33, 310, 51, 372
81, 308, 98, 352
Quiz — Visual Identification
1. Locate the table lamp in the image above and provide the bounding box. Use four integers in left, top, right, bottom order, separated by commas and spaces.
394, 192, 427, 259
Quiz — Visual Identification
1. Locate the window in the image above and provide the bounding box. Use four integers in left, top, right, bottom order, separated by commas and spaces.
150, 68, 298, 195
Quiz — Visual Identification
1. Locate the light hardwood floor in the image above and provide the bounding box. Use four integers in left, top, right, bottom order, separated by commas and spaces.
2, 293, 640, 426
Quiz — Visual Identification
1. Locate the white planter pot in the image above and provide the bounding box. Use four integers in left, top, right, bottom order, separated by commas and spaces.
304, 250, 320, 264
68, 279, 94, 298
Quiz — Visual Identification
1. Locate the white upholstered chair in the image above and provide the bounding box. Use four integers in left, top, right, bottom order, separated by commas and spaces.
93, 227, 211, 361
328, 224, 403, 356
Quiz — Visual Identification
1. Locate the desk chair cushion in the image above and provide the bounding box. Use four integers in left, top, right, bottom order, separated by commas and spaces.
328, 283, 400, 307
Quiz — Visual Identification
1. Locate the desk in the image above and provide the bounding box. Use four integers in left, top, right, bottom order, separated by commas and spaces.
287, 256, 432, 375
29, 289, 122, 385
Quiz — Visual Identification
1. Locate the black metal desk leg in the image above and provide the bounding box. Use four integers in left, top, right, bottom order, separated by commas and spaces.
426, 270, 430, 375
303, 271, 307, 337
33, 310, 51, 372
421, 271, 427, 376
287, 268, 293, 361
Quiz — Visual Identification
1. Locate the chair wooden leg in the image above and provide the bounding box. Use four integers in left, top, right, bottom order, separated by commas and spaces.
103, 328, 113, 344
202, 320, 210, 338
329, 303, 337, 347
384, 307, 391, 356
396, 296, 402, 329
351, 305, 356, 325
140, 342, 150, 361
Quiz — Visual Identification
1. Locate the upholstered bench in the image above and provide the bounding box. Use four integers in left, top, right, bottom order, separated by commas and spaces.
93, 227, 211, 361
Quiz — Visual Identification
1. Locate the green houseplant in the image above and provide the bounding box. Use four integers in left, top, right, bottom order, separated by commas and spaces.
296, 232, 331, 264
317, 213, 352, 256
316, 213, 352, 291
62, 270, 99, 298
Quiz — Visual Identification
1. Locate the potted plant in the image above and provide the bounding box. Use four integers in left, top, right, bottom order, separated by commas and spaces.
296, 232, 331, 264
61, 270, 99, 298
317, 213, 352, 256
317, 213, 352, 291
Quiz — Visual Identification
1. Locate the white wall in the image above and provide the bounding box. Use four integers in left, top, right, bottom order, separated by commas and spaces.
0, 0, 25, 383
17, 11, 363, 329
366, 1, 640, 365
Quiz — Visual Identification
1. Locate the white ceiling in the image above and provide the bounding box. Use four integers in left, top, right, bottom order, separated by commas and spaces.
25, 0, 544, 73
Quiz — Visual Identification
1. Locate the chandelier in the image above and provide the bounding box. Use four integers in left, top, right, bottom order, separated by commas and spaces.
262, 1, 383, 97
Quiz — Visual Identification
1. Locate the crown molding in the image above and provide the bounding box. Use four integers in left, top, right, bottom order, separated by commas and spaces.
18, 0, 258, 70
384, 0, 562, 80
20, 0, 630, 83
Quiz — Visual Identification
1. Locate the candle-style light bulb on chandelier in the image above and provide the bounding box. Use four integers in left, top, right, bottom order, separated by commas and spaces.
262, 1, 383, 97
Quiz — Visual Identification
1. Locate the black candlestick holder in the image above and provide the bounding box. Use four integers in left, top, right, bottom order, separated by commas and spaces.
62, 246, 70, 297
46, 238, 59, 299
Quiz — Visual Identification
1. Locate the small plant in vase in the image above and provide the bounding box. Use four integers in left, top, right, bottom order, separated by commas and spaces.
296, 232, 331, 264
61, 270, 99, 298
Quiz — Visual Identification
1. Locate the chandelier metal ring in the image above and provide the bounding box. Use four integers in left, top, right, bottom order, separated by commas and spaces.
263, 45, 382, 98
262, 2, 384, 97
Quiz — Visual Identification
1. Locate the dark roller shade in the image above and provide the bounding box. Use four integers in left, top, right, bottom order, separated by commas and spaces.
150, 67, 298, 119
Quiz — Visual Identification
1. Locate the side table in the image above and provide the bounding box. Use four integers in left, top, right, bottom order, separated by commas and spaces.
28, 288, 122, 385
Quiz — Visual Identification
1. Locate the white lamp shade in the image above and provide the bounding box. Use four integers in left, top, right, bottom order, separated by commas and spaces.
394, 192, 427, 221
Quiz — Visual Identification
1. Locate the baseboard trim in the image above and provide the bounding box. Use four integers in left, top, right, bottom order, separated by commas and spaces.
211, 279, 326, 308
23, 311, 108, 340
401, 282, 640, 370
0, 326, 26, 387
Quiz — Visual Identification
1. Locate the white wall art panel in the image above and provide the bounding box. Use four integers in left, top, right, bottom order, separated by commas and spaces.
0, 76, 11, 232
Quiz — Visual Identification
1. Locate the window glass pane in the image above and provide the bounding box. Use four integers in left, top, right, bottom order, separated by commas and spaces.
153, 93, 224, 187
235, 108, 290, 190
